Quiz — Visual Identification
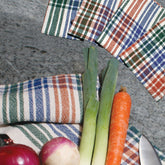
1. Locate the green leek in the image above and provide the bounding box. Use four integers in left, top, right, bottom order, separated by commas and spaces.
92, 58, 119, 165
82, 47, 98, 109
79, 46, 99, 165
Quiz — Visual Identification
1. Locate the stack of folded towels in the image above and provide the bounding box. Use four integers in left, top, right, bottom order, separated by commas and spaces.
42, 0, 165, 101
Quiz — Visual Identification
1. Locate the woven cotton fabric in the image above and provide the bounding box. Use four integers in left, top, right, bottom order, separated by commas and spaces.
0, 124, 165, 164
0, 74, 83, 124
41, 0, 82, 39
68, 0, 123, 42
0, 123, 82, 153
120, 18, 165, 101
97, 0, 165, 59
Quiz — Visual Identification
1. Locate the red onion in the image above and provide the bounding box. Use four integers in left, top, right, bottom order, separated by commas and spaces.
39, 137, 80, 165
0, 134, 40, 165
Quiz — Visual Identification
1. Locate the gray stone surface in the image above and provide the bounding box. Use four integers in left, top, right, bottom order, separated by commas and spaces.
0, 0, 165, 153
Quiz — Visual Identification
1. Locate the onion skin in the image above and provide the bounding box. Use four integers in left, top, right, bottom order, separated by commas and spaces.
39, 137, 80, 165
0, 144, 40, 165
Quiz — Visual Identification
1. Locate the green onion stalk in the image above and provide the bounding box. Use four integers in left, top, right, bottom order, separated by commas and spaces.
92, 58, 119, 165
79, 46, 99, 165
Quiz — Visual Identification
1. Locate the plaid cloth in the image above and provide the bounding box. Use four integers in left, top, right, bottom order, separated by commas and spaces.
97, 0, 165, 59
120, 18, 165, 101
0, 73, 164, 164
0, 74, 83, 124
68, 0, 124, 42
41, 0, 83, 39
0, 124, 165, 164
0, 123, 82, 153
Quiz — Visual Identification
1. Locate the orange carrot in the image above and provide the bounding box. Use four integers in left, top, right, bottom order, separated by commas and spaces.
105, 86, 131, 165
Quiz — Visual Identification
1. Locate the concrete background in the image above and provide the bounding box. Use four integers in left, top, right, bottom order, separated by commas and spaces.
0, 0, 165, 153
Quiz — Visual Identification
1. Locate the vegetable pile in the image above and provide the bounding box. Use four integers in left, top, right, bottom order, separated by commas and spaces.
80, 46, 131, 165
0, 46, 131, 165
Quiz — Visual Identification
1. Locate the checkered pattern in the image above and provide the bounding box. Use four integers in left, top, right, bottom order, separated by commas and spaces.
122, 126, 165, 165
0, 124, 165, 164
68, 0, 123, 42
97, 0, 165, 59
41, 0, 82, 39
120, 18, 165, 101
0, 72, 164, 163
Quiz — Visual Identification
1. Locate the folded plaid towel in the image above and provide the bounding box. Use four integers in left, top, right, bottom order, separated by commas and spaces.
68, 0, 123, 42
0, 74, 83, 124
0, 123, 82, 153
97, 0, 165, 59
0, 123, 164, 164
41, 0, 83, 39
120, 18, 165, 101
0, 73, 164, 164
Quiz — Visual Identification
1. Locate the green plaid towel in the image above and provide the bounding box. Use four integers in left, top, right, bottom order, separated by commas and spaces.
0, 74, 84, 124
120, 18, 165, 101
96, 0, 165, 59
0, 73, 100, 125
41, 0, 83, 39
68, 0, 123, 42
0, 124, 164, 164
0, 73, 164, 164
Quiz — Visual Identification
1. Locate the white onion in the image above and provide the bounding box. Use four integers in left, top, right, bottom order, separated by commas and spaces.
39, 137, 80, 165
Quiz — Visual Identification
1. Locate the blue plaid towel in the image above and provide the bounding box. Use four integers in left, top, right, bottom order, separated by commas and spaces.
0, 74, 83, 124
96, 0, 165, 59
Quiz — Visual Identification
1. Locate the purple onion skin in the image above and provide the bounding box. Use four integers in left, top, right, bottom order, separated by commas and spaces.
0, 144, 40, 165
